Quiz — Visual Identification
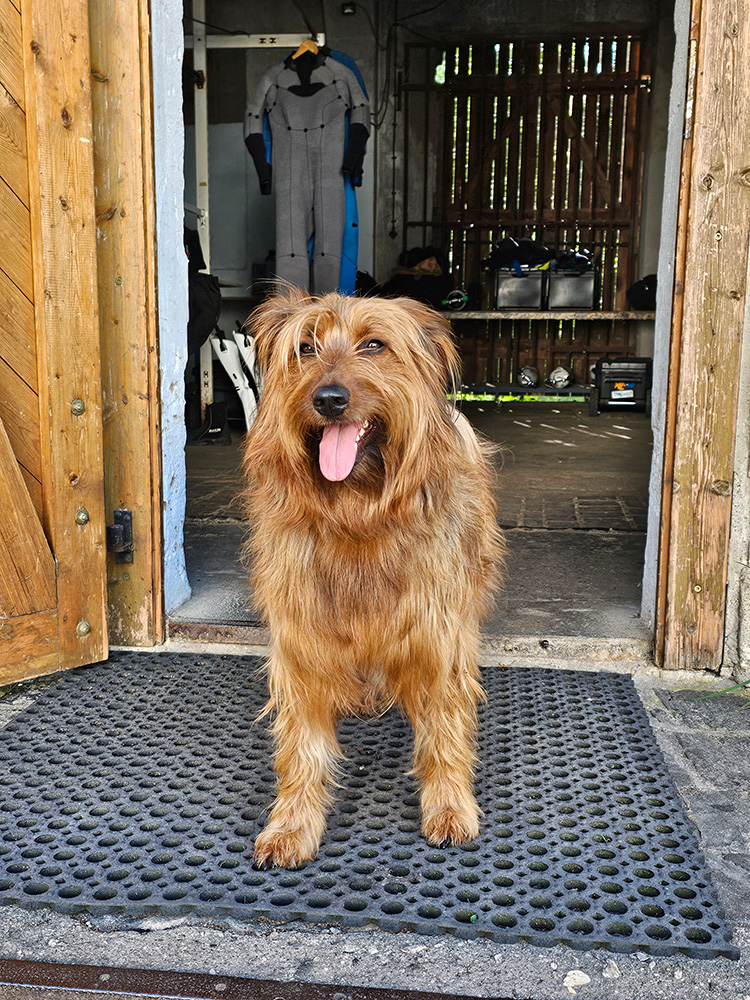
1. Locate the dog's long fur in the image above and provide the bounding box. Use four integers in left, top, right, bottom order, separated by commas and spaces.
242, 289, 504, 868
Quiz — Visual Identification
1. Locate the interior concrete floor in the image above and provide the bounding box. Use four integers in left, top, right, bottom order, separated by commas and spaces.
172, 399, 653, 648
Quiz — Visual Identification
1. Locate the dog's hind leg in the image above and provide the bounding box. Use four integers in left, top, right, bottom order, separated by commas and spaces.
400, 646, 484, 848
254, 667, 342, 869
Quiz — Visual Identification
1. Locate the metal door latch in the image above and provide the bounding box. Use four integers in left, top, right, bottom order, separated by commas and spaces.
106, 509, 134, 563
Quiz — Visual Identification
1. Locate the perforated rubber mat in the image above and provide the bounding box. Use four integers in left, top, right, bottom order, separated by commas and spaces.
0, 652, 737, 959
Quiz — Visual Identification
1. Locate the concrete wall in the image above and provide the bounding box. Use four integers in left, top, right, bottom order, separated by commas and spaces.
152, 0, 191, 614
633, 0, 676, 359
723, 251, 750, 678
640, 0, 690, 631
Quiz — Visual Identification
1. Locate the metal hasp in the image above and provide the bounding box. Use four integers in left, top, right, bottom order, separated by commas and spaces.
106, 509, 134, 563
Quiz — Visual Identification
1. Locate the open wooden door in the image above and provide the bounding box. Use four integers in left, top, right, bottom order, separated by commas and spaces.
656, 0, 750, 669
0, 0, 107, 684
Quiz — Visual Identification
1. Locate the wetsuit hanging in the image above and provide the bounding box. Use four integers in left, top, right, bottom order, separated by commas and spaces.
244, 46, 370, 295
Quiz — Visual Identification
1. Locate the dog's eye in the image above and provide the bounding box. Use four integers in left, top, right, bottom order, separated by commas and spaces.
360, 338, 385, 353
298, 341, 316, 356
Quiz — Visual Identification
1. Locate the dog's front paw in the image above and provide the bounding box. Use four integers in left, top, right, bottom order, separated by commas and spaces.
422, 805, 480, 848
253, 826, 320, 869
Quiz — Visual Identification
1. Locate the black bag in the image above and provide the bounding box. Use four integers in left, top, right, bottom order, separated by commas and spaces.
187, 271, 221, 355
626, 274, 657, 311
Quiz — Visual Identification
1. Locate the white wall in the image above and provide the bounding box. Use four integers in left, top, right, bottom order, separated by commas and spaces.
152, 0, 191, 614
640, 0, 690, 629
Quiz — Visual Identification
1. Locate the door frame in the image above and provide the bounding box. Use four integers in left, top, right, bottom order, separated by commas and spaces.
140, 0, 750, 670
655, 0, 750, 670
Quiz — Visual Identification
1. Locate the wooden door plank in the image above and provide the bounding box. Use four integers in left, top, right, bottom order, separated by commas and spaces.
19, 463, 42, 519
88, 0, 163, 645
0, 176, 32, 298
21, 0, 108, 669
0, 266, 36, 391
661, 0, 750, 669
137, 0, 165, 643
0, 415, 55, 617
0, 608, 58, 684
0, 356, 41, 479
0, 81, 29, 206
0, 0, 24, 111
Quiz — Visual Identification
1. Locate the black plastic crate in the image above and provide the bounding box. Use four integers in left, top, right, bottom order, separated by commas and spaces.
494, 269, 546, 310
590, 356, 653, 416
548, 270, 597, 310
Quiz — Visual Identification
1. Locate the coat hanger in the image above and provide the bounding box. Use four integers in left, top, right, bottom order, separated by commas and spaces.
292, 38, 319, 59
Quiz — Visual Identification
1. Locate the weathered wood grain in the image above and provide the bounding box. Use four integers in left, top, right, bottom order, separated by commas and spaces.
88, 0, 163, 645
0, 356, 41, 479
0, 0, 24, 110
0, 609, 58, 683
0, 414, 54, 618
661, 0, 750, 669
21, 0, 108, 670
0, 176, 32, 298
0, 266, 36, 391
0, 81, 28, 205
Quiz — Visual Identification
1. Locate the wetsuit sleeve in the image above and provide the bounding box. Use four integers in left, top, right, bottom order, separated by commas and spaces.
338, 62, 371, 179
342, 123, 369, 178
244, 70, 277, 195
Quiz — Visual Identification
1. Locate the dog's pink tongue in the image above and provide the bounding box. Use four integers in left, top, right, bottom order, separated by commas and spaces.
319, 423, 361, 481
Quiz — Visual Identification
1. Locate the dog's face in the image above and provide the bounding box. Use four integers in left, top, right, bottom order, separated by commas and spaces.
247, 290, 461, 491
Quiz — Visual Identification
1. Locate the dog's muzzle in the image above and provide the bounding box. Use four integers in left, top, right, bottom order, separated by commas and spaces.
313, 384, 350, 418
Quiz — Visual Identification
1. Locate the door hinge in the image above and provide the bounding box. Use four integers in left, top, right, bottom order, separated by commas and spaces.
106, 509, 134, 563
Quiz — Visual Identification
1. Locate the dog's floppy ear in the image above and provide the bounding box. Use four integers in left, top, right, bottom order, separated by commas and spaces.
244, 286, 310, 370
394, 297, 461, 394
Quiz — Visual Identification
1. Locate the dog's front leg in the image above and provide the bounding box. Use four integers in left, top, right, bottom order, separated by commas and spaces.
254, 671, 341, 869
401, 669, 483, 848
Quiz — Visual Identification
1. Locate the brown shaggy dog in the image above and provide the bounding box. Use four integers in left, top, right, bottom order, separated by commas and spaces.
242, 289, 504, 869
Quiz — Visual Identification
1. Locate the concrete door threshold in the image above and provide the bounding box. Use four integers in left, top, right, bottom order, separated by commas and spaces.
164, 623, 654, 671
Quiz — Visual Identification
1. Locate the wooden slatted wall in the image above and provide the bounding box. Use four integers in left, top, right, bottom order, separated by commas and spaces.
0, 0, 43, 517
402, 37, 651, 384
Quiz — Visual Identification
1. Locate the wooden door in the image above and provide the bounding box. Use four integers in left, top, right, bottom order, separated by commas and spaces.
656, 0, 750, 669
0, 0, 107, 684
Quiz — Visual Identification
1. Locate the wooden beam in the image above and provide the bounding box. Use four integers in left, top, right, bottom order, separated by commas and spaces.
21, 0, 108, 668
88, 0, 163, 645
660, 0, 750, 669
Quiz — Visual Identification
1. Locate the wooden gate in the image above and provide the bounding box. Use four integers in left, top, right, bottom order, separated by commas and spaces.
402, 37, 652, 384
0, 0, 107, 684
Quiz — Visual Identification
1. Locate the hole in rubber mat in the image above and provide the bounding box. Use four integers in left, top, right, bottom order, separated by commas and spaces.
0, 652, 738, 959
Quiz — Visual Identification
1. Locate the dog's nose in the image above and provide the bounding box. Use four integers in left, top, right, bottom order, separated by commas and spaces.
313, 384, 350, 417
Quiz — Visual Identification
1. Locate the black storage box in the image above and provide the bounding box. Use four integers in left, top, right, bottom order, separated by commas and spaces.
494, 269, 546, 310
548, 270, 597, 310
590, 356, 653, 415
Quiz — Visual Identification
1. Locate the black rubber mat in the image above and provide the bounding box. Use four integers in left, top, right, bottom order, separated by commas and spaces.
0, 652, 737, 959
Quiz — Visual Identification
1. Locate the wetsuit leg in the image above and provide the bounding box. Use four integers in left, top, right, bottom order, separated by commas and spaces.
309, 128, 347, 294
273, 130, 314, 290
